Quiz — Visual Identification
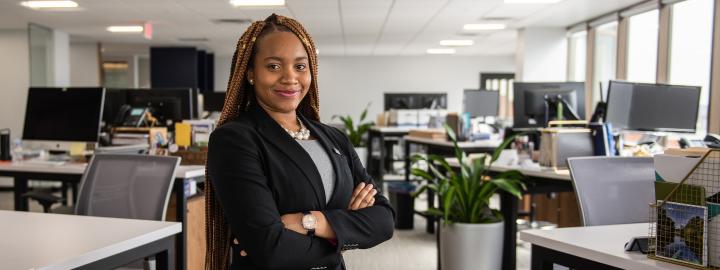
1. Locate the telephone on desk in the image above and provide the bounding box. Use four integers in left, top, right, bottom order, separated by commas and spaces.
114, 105, 151, 127
679, 133, 720, 149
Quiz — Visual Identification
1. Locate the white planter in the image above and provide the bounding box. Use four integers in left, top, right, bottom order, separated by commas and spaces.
440, 220, 504, 270
354, 147, 367, 167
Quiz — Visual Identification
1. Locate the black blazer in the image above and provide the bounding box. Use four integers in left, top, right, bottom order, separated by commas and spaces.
207, 105, 395, 270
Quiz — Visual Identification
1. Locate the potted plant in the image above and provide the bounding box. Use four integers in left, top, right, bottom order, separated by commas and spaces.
411, 125, 526, 270
332, 103, 374, 166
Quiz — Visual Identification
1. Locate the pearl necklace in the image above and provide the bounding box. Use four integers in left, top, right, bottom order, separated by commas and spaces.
283, 117, 310, 140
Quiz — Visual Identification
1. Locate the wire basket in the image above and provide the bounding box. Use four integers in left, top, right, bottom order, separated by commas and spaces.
649, 149, 720, 269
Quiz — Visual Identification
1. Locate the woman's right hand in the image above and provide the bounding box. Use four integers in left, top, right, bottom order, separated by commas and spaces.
348, 182, 377, 210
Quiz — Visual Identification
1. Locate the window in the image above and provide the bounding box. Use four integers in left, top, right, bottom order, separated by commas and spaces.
592, 21, 618, 105
626, 9, 659, 83
668, 0, 714, 134
568, 31, 587, 82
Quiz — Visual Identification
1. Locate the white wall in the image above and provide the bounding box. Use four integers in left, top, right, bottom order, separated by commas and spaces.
52, 30, 70, 87
70, 42, 100, 87
0, 30, 30, 142
516, 28, 567, 82
214, 55, 515, 123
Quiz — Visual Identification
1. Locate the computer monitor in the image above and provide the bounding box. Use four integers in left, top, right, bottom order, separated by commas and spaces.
524, 88, 578, 118
102, 89, 129, 128
513, 82, 586, 128
202, 92, 226, 112
384, 93, 447, 110
463, 90, 499, 117
606, 80, 700, 133
126, 88, 194, 127
22, 87, 105, 151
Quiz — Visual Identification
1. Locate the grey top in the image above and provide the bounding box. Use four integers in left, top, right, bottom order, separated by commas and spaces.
297, 139, 335, 203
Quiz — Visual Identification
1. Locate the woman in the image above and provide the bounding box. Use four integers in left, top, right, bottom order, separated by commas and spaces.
206, 14, 395, 270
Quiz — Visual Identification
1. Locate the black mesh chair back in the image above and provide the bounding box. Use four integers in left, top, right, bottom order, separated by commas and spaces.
74, 154, 180, 221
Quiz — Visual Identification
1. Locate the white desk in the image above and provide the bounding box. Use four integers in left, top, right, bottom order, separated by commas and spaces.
403, 135, 502, 149
520, 223, 688, 270
0, 210, 181, 270
445, 159, 571, 181
0, 162, 204, 270
0, 162, 205, 179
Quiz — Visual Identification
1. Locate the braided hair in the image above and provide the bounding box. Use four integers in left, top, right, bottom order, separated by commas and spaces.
205, 14, 320, 269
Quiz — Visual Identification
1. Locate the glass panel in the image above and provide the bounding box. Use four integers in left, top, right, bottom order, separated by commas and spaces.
102, 61, 130, 88
669, 0, 714, 134
568, 31, 587, 81
593, 21, 618, 105
627, 9, 659, 83
28, 24, 53, 87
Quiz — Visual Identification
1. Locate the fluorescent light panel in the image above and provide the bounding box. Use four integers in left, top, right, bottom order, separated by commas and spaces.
20, 0, 78, 9
107, 26, 144, 33
229, 0, 285, 6
440, 40, 474, 46
426, 48, 456, 55
463, 23, 506, 31
504, 0, 563, 3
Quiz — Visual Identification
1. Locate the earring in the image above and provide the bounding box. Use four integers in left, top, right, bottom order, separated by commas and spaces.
249, 79, 254, 85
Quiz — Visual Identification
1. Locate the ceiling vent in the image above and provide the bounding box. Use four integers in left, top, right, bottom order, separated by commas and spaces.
178, 37, 209, 42
212, 18, 252, 24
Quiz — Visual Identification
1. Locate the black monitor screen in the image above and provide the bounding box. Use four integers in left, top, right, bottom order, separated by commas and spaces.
606, 81, 700, 133
524, 88, 577, 117
463, 90, 499, 117
513, 82, 585, 128
103, 89, 129, 127
23, 87, 105, 142
203, 92, 226, 112
384, 93, 447, 110
126, 89, 193, 126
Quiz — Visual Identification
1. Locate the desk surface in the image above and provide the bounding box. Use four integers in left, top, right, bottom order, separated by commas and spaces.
520, 223, 688, 270
370, 126, 415, 133
0, 210, 181, 270
404, 135, 501, 148
445, 158, 571, 181
0, 162, 205, 179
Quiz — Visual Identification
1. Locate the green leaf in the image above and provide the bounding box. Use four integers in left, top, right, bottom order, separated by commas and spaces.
411, 168, 435, 181
423, 208, 444, 217
490, 133, 525, 164
490, 178, 523, 199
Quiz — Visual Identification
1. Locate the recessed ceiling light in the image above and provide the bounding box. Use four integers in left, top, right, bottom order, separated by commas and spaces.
20, 0, 78, 9
426, 48, 456, 55
504, 0, 563, 4
107, 26, 144, 33
463, 23, 506, 31
440, 40, 474, 46
229, 0, 285, 7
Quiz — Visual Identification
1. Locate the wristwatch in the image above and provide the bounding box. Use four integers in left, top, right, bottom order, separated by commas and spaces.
301, 211, 317, 236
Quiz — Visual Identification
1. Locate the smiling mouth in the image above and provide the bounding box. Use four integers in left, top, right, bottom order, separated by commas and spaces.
274, 89, 300, 98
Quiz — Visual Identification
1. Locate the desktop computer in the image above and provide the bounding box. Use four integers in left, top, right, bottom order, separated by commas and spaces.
22, 87, 105, 153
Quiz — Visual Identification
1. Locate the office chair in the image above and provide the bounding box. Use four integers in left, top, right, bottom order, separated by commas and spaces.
26, 154, 180, 221
567, 156, 655, 226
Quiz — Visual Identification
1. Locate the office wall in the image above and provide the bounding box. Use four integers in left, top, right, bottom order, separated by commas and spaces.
70, 42, 100, 87
0, 30, 29, 186
516, 28, 567, 82
0, 30, 30, 141
52, 30, 70, 87
214, 55, 515, 122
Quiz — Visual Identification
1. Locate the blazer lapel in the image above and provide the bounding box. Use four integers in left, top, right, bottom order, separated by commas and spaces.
249, 105, 326, 206
300, 114, 351, 207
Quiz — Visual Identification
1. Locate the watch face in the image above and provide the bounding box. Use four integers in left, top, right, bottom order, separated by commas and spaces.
302, 213, 317, 229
